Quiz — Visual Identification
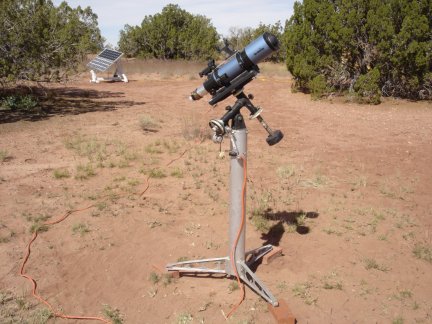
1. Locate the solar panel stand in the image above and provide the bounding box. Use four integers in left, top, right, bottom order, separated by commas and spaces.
112, 61, 128, 83
89, 62, 128, 83
87, 48, 128, 83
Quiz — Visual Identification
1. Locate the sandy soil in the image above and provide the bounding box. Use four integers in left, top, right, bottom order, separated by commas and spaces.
0, 70, 431, 324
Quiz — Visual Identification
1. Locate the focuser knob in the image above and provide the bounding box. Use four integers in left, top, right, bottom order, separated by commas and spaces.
199, 59, 216, 77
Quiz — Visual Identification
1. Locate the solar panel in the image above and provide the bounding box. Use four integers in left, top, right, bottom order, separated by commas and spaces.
99, 49, 123, 61
87, 48, 123, 72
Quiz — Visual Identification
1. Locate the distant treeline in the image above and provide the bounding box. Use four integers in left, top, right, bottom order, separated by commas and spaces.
1, 1, 431, 103
118, 4, 285, 63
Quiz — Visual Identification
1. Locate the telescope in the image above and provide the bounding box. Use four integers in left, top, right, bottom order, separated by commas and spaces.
190, 32, 279, 105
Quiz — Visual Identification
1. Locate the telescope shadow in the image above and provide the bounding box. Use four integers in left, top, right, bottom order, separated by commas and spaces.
170, 211, 319, 278
0, 86, 146, 124
249, 210, 319, 272
261, 209, 319, 246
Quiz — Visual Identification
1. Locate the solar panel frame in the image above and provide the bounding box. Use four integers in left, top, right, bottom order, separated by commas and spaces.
87, 48, 124, 72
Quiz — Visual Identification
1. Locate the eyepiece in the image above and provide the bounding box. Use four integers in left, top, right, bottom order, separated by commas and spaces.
190, 85, 208, 101
190, 91, 202, 101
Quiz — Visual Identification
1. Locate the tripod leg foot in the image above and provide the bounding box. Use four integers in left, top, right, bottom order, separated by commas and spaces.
268, 299, 296, 324
238, 261, 278, 306
262, 246, 283, 265
245, 244, 283, 266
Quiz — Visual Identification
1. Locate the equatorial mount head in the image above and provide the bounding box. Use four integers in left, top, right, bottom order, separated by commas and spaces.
189, 33, 283, 146
208, 92, 284, 146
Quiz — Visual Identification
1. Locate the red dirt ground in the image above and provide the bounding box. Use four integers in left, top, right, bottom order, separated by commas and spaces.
1, 69, 431, 323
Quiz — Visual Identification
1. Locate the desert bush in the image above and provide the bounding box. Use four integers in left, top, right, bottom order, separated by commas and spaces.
139, 115, 159, 131
0, 95, 38, 111
285, 0, 432, 101
181, 116, 211, 142
308, 75, 329, 100
353, 68, 381, 105
0, 0, 103, 85
102, 305, 123, 324
53, 168, 71, 179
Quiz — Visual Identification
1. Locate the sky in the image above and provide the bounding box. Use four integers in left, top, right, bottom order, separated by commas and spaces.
52, 0, 296, 47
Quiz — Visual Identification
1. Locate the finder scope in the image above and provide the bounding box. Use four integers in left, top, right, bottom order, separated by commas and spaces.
190, 33, 279, 102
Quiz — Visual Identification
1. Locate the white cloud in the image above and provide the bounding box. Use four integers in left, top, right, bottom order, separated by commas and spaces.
52, 0, 295, 46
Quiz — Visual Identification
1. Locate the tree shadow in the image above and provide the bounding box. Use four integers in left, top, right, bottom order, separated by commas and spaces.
261, 210, 319, 247
0, 86, 146, 124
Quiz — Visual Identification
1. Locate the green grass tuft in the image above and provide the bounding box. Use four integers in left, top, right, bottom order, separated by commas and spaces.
53, 168, 70, 179
149, 169, 166, 178
75, 163, 96, 180
292, 282, 317, 305
149, 272, 160, 284
102, 304, 123, 324
139, 114, 159, 131
363, 258, 389, 272
72, 223, 90, 236
0, 149, 10, 162
177, 313, 193, 324
228, 281, 239, 293
170, 168, 184, 178
413, 243, 432, 263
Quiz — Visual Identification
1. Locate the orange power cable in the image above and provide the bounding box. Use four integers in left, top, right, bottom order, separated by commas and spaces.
139, 147, 191, 198
226, 156, 247, 318
19, 145, 192, 322
19, 208, 111, 323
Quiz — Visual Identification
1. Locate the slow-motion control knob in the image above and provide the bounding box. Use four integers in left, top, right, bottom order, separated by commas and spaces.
266, 130, 284, 146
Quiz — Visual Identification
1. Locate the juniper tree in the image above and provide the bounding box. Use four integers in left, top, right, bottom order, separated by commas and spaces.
0, 0, 103, 85
285, 0, 432, 102
118, 4, 219, 60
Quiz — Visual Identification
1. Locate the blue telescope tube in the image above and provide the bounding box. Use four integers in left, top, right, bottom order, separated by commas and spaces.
190, 32, 279, 101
